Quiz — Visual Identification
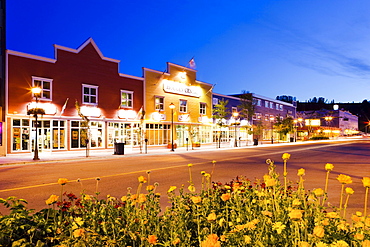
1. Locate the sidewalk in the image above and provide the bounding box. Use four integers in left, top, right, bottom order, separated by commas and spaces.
0, 137, 360, 166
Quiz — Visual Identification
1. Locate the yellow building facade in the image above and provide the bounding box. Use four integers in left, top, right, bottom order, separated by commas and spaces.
143, 63, 213, 148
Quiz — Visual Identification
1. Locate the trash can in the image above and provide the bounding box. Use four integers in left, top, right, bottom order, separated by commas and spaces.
114, 142, 125, 155
253, 139, 258, 146
290, 137, 294, 142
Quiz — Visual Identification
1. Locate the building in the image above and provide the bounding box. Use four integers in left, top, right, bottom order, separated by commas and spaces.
298, 108, 359, 139
6, 38, 144, 154
0, 0, 5, 155
143, 63, 213, 148
212, 93, 296, 144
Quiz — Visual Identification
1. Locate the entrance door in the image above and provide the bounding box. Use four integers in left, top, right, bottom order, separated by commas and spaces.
31, 120, 51, 153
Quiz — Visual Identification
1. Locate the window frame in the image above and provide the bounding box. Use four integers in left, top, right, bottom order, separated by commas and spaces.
32, 76, 52, 101
82, 84, 98, 105
155, 96, 164, 111
121, 90, 133, 108
199, 102, 206, 115
179, 99, 187, 113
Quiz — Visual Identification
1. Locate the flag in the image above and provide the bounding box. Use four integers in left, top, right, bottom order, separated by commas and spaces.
60, 98, 69, 115
189, 57, 196, 69
136, 106, 145, 120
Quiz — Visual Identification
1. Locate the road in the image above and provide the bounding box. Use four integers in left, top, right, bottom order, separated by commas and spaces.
0, 139, 369, 217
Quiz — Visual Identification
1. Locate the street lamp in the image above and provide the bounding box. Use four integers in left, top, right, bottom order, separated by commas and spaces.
270, 116, 275, 144
30, 87, 42, 160
169, 103, 175, 152
232, 112, 239, 147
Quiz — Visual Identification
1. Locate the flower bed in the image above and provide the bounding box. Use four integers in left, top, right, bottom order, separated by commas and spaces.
1, 154, 370, 246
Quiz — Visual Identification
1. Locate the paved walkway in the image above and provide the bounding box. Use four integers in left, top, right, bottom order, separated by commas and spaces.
0, 137, 361, 166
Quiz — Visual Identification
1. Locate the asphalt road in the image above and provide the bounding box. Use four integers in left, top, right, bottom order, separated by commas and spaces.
1, 139, 369, 217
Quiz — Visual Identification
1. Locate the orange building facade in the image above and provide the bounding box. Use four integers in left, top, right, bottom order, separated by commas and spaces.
6, 38, 144, 154
143, 63, 213, 148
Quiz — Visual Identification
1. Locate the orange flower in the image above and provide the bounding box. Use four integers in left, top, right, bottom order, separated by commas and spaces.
221, 193, 231, 201
207, 212, 217, 221
172, 238, 181, 245
73, 228, 85, 238
146, 185, 155, 191
45, 194, 59, 205
362, 240, 370, 247
265, 178, 276, 187
282, 153, 291, 160
313, 225, 325, 238
313, 188, 324, 197
138, 194, 146, 203
57, 178, 68, 185
354, 233, 364, 240
201, 234, 221, 247
363, 177, 370, 188
337, 174, 352, 184
191, 196, 202, 204
148, 235, 158, 245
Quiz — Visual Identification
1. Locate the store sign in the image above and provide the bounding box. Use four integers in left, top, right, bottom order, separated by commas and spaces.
118, 109, 137, 119
27, 102, 57, 115
151, 112, 166, 121
305, 119, 320, 126
80, 106, 101, 117
178, 114, 190, 122
162, 79, 201, 97
198, 116, 212, 124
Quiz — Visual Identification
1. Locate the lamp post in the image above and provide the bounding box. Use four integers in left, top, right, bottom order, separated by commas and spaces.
270, 116, 275, 144
31, 87, 42, 160
324, 116, 333, 138
169, 103, 175, 151
232, 112, 239, 147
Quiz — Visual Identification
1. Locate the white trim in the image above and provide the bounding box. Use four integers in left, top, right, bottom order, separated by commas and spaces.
32, 76, 53, 101
120, 90, 134, 109
7, 50, 56, 63
82, 84, 99, 105
119, 73, 143, 81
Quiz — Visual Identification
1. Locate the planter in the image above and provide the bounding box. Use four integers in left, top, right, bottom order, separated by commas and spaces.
192, 143, 201, 148
167, 143, 177, 149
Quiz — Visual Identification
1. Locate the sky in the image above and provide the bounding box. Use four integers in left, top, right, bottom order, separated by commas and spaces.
7, 0, 370, 103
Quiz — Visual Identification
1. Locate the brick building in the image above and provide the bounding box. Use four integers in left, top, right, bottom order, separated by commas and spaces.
6, 38, 144, 154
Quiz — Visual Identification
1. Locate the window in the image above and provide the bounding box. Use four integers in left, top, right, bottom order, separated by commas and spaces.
232, 107, 238, 113
121, 90, 133, 108
179, 100, 187, 113
280, 105, 283, 111
155, 96, 164, 111
257, 99, 261, 106
32, 77, 52, 100
270, 102, 274, 109
213, 98, 219, 105
200, 103, 206, 115
265, 101, 269, 108
276, 104, 280, 110
265, 114, 269, 121
83, 84, 98, 105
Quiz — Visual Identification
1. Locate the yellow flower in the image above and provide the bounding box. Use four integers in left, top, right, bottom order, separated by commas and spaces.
326, 212, 339, 218
188, 163, 193, 167
167, 186, 177, 193
288, 209, 303, 220
272, 222, 286, 234
331, 240, 349, 247
282, 153, 291, 160
362, 240, 370, 247
313, 188, 325, 197
191, 196, 202, 204
207, 212, 217, 221
265, 178, 276, 187
297, 168, 305, 176
221, 193, 231, 201
138, 176, 147, 183
337, 174, 352, 184
74, 217, 84, 226
73, 228, 85, 238
244, 235, 252, 244
262, 211, 273, 217
298, 241, 309, 247
147, 235, 158, 245
188, 184, 195, 192
45, 194, 59, 205
363, 177, 370, 188
313, 225, 324, 238
201, 171, 206, 175
146, 185, 155, 191
83, 195, 91, 200
138, 194, 146, 203
316, 242, 329, 247
345, 187, 354, 195
121, 196, 127, 202
263, 174, 271, 181
292, 199, 302, 206
57, 178, 68, 185
325, 163, 334, 171
201, 234, 220, 247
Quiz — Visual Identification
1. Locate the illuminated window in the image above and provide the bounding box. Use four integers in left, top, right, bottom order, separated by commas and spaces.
121, 90, 133, 108
32, 76, 52, 100
265, 101, 269, 108
276, 104, 279, 110
155, 96, 164, 111
83, 84, 98, 105
179, 99, 187, 113
280, 105, 283, 111
232, 107, 237, 113
200, 102, 206, 115
270, 102, 274, 109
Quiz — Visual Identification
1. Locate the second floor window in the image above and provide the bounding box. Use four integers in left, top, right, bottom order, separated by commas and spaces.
155, 96, 164, 111
83, 84, 98, 104
32, 77, 52, 100
200, 103, 206, 115
179, 99, 187, 113
121, 90, 133, 108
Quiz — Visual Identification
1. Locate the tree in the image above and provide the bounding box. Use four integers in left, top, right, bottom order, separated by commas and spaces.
213, 98, 229, 148
274, 116, 294, 141
75, 100, 90, 157
237, 90, 255, 123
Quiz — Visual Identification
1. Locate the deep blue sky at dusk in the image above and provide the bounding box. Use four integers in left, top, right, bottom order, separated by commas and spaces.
7, 0, 370, 103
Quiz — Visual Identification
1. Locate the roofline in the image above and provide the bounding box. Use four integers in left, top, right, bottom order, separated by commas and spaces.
213, 92, 295, 107
119, 73, 143, 81
7, 50, 56, 63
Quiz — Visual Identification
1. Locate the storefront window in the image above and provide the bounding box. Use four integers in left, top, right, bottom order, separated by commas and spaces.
145, 124, 170, 145
52, 120, 66, 149
71, 120, 104, 149
12, 119, 30, 151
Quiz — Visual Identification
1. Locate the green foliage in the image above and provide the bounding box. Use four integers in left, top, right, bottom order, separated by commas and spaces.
212, 98, 229, 127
